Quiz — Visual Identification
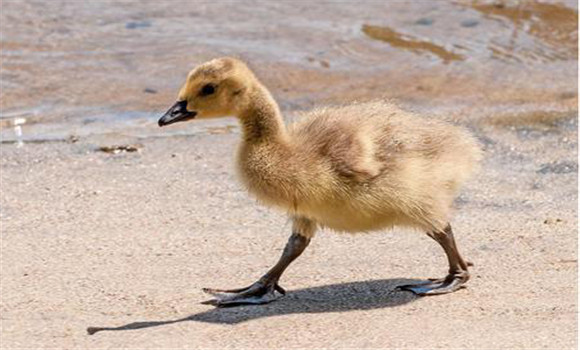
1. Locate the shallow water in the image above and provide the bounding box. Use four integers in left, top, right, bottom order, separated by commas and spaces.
0, 0, 577, 143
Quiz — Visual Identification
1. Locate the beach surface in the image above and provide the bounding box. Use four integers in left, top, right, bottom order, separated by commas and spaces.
1, 1, 578, 348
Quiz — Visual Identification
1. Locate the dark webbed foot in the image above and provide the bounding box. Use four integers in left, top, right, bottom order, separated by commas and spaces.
202, 281, 286, 306
201, 231, 311, 307
397, 272, 469, 295
399, 224, 471, 296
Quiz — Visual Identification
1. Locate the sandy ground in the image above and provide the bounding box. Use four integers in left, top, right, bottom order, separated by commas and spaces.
1, 112, 577, 348
1, 0, 578, 348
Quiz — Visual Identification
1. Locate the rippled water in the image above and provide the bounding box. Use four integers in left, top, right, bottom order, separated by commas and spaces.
0, 0, 577, 143
362, 1, 578, 64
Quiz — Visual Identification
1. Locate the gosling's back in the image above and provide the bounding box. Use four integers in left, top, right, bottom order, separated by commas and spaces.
284, 101, 482, 233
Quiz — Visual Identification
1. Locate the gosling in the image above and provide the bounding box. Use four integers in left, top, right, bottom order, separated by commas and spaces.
158, 57, 482, 306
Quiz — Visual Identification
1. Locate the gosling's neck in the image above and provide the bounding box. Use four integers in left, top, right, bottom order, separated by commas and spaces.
237, 84, 287, 144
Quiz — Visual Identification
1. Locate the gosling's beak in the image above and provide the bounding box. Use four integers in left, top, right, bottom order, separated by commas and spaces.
158, 100, 197, 127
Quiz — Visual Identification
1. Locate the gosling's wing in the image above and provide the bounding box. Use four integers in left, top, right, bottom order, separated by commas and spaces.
290, 104, 388, 182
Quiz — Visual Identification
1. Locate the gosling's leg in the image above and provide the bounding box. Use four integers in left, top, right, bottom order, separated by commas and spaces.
202, 232, 310, 306
399, 223, 470, 295
202, 220, 313, 306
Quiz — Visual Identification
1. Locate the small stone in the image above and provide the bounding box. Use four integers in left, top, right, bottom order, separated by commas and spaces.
98, 144, 141, 154
143, 88, 157, 94
67, 135, 80, 143
461, 19, 479, 28
538, 161, 578, 174
415, 18, 434, 26
126, 20, 151, 29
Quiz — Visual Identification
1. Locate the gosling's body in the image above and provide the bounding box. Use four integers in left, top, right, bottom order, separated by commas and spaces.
158, 57, 482, 305
238, 101, 480, 234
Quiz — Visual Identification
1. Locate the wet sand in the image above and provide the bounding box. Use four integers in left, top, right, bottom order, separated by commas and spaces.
1, 0, 577, 140
1, 0, 578, 348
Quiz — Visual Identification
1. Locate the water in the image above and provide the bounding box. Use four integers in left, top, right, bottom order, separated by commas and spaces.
0, 0, 577, 143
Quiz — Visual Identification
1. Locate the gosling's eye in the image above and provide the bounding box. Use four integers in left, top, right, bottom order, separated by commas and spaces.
200, 84, 216, 96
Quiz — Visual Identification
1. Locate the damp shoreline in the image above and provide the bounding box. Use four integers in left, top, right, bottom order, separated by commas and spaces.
1, 0, 577, 144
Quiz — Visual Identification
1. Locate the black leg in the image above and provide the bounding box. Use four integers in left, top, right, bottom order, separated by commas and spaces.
399, 223, 470, 295
202, 232, 311, 306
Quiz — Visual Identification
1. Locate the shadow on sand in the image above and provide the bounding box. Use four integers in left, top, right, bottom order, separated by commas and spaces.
87, 278, 421, 335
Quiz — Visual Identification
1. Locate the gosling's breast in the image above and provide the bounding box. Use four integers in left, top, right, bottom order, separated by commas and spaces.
290, 192, 403, 233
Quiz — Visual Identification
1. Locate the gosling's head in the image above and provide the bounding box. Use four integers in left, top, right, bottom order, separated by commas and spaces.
158, 57, 255, 127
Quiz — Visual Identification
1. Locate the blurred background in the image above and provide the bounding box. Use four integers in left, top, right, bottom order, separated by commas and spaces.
1, 0, 577, 142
